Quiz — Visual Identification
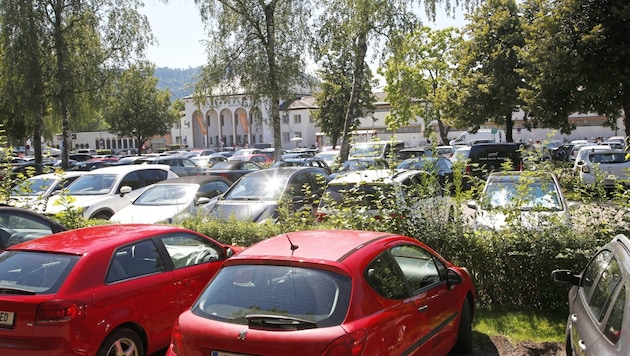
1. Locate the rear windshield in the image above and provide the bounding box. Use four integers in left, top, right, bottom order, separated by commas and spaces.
192, 265, 351, 328
588, 152, 630, 164
0, 251, 79, 294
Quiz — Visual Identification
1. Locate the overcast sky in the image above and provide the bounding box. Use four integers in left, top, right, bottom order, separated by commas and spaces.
141, 1, 466, 69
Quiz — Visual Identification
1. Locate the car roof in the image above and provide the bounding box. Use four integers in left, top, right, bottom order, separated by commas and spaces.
6, 224, 190, 255
28, 171, 87, 180
82, 164, 173, 174
227, 229, 405, 265
152, 175, 231, 185
329, 169, 414, 184
487, 171, 558, 182
245, 166, 326, 177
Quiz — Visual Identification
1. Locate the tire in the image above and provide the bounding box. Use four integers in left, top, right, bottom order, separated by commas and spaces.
97, 328, 144, 356
92, 211, 112, 220
451, 300, 473, 354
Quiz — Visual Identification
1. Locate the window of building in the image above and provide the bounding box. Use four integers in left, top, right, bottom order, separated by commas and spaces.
309, 115, 315, 123
282, 115, 289, 124
221, 115, 225, 126
294, 115, 301, 124
282, 132, 290, 143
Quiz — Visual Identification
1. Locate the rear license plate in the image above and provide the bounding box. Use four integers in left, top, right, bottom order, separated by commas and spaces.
0, 311, 15, 327
212, 352, 252, 356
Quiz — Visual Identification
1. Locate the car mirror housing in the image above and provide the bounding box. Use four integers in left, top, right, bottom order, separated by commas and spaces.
195, 197, 210, 206
447, 269, 462, 290
119, 186, 132, 196
466, 200, 478, 209
551, 269, 580, 286
225, 247, 235, 258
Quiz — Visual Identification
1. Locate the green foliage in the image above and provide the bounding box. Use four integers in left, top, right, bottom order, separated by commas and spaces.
474, 306, 567, 343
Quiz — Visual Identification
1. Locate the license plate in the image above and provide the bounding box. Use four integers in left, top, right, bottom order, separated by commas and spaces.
0, 311, 14, 327
212, 351, 252, 356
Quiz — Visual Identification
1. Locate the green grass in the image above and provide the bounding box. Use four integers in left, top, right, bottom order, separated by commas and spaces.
473, 306, 567, 343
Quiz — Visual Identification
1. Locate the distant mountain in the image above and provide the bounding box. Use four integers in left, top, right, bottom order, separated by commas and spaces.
154, 67, 202, 100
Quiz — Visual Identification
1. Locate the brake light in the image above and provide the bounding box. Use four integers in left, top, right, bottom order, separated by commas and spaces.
315, 212, 328, 222
169, 319, 185, 356
465, 165, 471, 174
35, 300, 86, 325
322, 330, 367, 356
517, 161, 523, 171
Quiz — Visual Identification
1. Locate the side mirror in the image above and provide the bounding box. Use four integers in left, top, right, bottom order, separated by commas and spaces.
447, 269, 462, 290
466, 200, 478, 209
551, 269, 580, 286
119, 186, 132, 196
195, 197, 210, 206
225, 247, 235, 258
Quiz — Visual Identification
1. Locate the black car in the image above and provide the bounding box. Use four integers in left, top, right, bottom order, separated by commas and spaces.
0, 205, 67, 250
200, 160, 262, 182
396, 156, 454, 189
465, 143, 523, 184
206, 167, 330, 223
272, 157, 332, 175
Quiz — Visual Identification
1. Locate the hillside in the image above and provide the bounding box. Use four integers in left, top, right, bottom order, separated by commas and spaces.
154, 66, 202, 100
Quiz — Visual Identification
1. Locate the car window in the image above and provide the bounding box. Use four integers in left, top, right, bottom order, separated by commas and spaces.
106, 239, 165, 283
183, 159, 196, 167
160, 233, 222, 269
604, 284, 625, 344
139, 169, 169, 186
287, 173, 310, 196
198, 181, 231, 198
0, 213, 53, 232
588, 254, 623, 322
119, 171, 142, 191
365, 252, 408, 299
0, 251, 78, 293
390, 244, 445, 293
308, 171, 329, 190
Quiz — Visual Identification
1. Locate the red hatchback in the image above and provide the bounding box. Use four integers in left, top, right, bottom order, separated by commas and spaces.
0, 224, 242, 356
168, 230, 476, 356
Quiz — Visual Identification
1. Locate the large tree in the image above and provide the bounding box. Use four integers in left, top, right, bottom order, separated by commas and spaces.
193, 0, 313, 161
450, 0, 525, 142
519, 0, 630, 136
380, 26, 462, 145
0, 0, 153, 169
104, 63, 177, 155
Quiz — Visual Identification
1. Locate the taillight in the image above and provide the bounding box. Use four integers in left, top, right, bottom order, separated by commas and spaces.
35, 300, 86, 325
315, 212, 328, 222
517, 161, 523, 171
465, 165, 471, 174
322, 330, 367, 356
169, 318, 185, 356
582, 165, 591, 173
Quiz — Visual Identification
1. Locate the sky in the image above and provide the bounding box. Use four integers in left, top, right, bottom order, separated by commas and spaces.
141, 1, 467, 69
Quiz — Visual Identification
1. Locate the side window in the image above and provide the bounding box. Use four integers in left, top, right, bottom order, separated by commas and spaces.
288, 173, 310, 196
604, 285, 625, 344
183, 159, 196, 167
160, 233, 223, 269
365, 252, 408, 299
119, 172, 141, 192
199, 181, 230, 198
581, 250, 612, 301
308, 171, 328, 190
390, 244, 444, 293
139, 169, 169, 186
106, 239, 165, 283
588, 255, 622, 322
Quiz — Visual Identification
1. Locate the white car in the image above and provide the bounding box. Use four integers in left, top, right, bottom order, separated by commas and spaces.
572, 145, 619, 171
467, 171, 570, 230
10, 171, 87, 212
45, 165, 178, 220
579, 150, 630, 189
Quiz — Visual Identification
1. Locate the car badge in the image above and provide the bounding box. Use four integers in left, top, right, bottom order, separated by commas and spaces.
238, 330, 247, 340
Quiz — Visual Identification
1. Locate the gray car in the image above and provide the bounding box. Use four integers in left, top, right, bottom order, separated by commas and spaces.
552, 234, 629, 355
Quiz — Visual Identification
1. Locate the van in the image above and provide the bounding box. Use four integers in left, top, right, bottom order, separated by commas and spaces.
449, 129, 506, 146
349, 140, 404, 161
465, 143, 523, 183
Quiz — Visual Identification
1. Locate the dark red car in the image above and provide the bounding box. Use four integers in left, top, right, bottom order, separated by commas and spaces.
0, 224, 242, 355
168, 230, 476, 355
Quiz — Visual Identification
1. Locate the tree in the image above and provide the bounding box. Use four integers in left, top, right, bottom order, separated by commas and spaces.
380, 26, 462, 145
0, 0, 153, 169
450, 0, 525, 142
104, 63, 177, 155
312, 46, 376, 149
519, 0, 630, 137
193, 0, 313, 161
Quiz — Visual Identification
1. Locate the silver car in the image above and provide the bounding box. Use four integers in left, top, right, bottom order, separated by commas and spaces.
552, 234, 629, 355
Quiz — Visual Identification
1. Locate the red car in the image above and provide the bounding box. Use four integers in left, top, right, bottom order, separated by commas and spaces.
0, 224, 242, 356
168, 230, 476, 356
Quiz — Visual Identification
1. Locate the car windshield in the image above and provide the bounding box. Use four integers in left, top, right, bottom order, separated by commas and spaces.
482, 179, 563, 211
14, 177, 56, 196
134, 184, 198, 206
589, 152, 630, 163
0, 251, 79, 294
349, 143, 386, 158
223, 174, 289, 201
66, 174, 118, 195
320, 183, 397, 210
192, 265, 352, 328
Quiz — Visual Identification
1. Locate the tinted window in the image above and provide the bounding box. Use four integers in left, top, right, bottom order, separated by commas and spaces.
588, 254, 622, 322
580, 249, 612, 302
198, 181, 230, 198
139, 169, 169, 186
365, 252, 408, 299
192, 265, 351, 327
106, 239, 165, 283
0, 251, 78, 293
604, 285, 625, 343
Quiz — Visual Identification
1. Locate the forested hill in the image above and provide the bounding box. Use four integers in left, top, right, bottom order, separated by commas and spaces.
154, 66, 202, 100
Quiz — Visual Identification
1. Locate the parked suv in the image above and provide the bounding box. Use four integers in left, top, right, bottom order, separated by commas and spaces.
465, 143, 523, 185
45, 165, 177, 220
552, 234, 630, 355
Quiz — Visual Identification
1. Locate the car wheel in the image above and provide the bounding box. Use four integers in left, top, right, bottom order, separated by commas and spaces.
97, 328, 144, 356
451, 300, 473, 353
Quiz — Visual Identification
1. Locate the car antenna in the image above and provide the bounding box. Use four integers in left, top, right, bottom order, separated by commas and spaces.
286, 234, 299, 255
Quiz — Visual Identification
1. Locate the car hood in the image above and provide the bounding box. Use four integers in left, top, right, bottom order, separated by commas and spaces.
45, 190, 143, 215
208, 200, 278, 223
474, 209, 570, 230
110, 203, 194, 224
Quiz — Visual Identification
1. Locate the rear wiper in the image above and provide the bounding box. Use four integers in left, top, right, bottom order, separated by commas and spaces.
0, 286, 37, 295
246, 314, 317, 330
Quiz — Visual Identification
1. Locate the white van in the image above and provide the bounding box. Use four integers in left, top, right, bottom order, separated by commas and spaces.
349, 140, 404, 160
449, 129, 506, 146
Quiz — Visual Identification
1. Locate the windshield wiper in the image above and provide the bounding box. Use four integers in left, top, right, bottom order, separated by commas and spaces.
0, 286, 37, 295
246, 314, 317, 330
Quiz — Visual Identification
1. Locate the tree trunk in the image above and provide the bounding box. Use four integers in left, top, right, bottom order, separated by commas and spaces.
264, 2, 282, 162
504, 113, 514, 142
339, 31, 368, 163
622, 87, 630, 139
437, 119, 450, 145
33, 114, 43, 175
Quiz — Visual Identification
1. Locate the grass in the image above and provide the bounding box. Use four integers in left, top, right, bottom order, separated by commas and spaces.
473, 306, 567, 343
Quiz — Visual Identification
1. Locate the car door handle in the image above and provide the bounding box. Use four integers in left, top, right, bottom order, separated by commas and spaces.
578, 339, 586, 351
418, 305, 428, 313
571, 313, 578, 323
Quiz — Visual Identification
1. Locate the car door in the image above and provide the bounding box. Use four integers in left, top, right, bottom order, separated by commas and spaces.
387, 244, 460, 355
156, 232, 227, 312
569, 249, 625, 355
